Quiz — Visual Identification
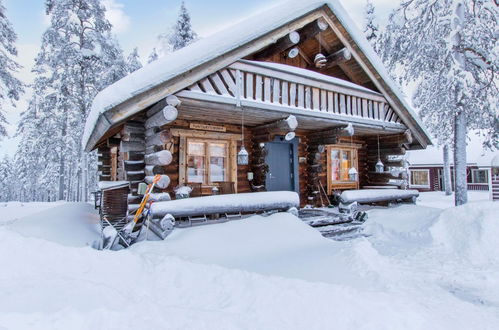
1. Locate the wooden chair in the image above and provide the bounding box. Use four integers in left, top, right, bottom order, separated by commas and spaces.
188, 182, 203, 197
216, 181, 235, 195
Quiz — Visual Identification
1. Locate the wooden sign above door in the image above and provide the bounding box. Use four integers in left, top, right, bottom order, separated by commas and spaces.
190, 123, 226, 132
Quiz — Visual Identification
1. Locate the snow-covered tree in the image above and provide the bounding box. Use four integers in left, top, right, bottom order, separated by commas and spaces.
0, 0, 24, 138
126, 47, 142, 73
168, 1, 197, 51
363, 0, 379, 48
148, 47, 159, 63
15, 0, 128, 202
381, 0, 498, 206
0, 155, 16, 201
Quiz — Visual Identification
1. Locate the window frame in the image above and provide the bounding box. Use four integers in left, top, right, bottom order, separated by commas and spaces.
470, 169, 489, 184
326, 145, 359, 193
186, 138, 230, 186
409, 169, 430, 188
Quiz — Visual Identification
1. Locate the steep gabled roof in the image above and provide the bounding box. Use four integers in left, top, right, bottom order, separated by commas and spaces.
83, 0, 432, 151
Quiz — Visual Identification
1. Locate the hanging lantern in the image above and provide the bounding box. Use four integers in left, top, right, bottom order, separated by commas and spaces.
237, 146, 249, 165
348, 167, 358, 181
375, 134, 384, 173
375, 159, 385, 173
314, 53, 327, 68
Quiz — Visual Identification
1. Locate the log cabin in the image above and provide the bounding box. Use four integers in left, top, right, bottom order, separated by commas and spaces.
83, 0, 432, 215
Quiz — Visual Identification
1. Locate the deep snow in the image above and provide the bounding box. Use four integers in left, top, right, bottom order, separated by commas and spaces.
0, 193, 498, 329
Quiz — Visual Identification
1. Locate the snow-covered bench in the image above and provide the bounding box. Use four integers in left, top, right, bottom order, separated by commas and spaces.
150, 191, 300, 220
339, 189, 419, 212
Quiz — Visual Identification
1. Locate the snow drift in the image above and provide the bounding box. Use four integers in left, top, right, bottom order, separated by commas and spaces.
430, 202, 499, 265
1, 198, 498, 329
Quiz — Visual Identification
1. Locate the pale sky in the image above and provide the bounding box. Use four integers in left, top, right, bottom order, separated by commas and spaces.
0, 0, 398, 157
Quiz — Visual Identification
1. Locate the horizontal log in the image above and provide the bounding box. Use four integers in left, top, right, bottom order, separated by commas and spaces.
124, 161, 145, 171
126, 171, 145, 181
367, 160, 406, 168
254, 31, 300, 60
367, 147, 406, 156
122, 123, 144, 136
146, 145, 164, 155
308, 123, 354, 139
145, 126, 160, 137
255, 115, 298, 133
122, 133, 145, 142
145, 175, 170, 189
307, 137, 338, 145
166, 95, 181, 107
107, 138, 120, 147
298, 18, 328, 43
145, 105, 178, 129
120, 140, 145, 153
324, 48, 352, 69
146, 130, 171, 147
145, 150, 173, 166
368, 171, 408, 180
144, 165, 166, 176
149, 193, 171, 202
127, 152, 145, 161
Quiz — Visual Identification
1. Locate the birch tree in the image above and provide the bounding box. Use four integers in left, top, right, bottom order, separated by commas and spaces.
381, 0, 498, 205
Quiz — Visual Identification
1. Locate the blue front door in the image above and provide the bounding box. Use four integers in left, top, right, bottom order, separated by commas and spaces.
265, 141, 294, 191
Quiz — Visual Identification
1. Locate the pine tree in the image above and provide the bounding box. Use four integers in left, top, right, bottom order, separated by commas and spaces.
14, 0, 128, 202
148, 47, 159, 63
168, 1, 197, 51
363, 0, 379, 48
0, 155, 15, 202
0, 0, 24, 138
381, 0, 498, 206
126, 47, 143, 73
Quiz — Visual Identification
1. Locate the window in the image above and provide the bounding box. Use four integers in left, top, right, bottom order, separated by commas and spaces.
187, 139, 228, 185
471, 169, 488, 184
410, 169, 430, 188
327, 145, 359, 193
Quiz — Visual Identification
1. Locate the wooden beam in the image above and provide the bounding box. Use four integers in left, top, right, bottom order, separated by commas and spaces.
253, 115, 298, 133
324, 48, 352, 69
254, 31, 300, 60
298, 18, 328, 43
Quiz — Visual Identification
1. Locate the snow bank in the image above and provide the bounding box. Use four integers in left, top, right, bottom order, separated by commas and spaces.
430, 202, 499, 265
0, 201, 66, 225
2, 201, 499, 329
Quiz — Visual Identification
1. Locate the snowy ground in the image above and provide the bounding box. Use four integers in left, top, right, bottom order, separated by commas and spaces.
0, 192, 498, 330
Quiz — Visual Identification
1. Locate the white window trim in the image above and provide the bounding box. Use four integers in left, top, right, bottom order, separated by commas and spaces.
470, 169, 489, 184
409, 169, 430, 188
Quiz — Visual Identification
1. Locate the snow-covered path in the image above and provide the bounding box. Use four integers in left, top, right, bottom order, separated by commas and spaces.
0, 195, 498, 329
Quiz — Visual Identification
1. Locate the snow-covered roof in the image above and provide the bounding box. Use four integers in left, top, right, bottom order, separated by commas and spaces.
83, 0, 432, 151
408, 133, 498, 167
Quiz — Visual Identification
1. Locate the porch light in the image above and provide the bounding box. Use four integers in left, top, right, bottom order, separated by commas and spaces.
348, 167, 358, 181
237, 146, 249, 165
375, 159, 385, 173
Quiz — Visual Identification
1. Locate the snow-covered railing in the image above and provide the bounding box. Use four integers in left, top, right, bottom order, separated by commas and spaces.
183, 60, 401, 125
